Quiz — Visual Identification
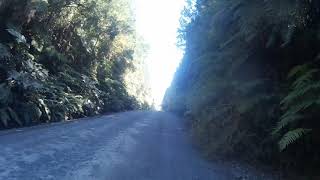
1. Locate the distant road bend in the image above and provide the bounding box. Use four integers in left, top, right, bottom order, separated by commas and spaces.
0, 111, 276, 180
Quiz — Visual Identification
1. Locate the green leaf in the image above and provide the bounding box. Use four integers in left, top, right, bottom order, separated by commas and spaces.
281, 100, 314, 118
281, 82, 320, 106
272, 114, 304, 135
287, 64, 309, 79
279, 128, 311, 151
292, 69, 318, 89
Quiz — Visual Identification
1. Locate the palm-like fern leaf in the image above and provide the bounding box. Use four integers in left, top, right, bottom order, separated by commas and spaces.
287, 64, 309, 79
272, 114, 304, 135
292, 69, 318, 89
279, 128, 311, 151
282, 100, 314, 118
281, 82, 320, 107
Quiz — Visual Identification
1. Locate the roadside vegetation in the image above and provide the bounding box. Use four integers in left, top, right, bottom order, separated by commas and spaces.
0, 0, 152, 129
163, 0, 320, 176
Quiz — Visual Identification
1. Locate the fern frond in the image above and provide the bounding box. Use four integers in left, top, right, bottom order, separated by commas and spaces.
272, 114, 303, 135
281, 81, 320, 106
292, 69, 318, 89
279, 128, 311, 151
287, 64, 309, 79
281, 100, 314, 118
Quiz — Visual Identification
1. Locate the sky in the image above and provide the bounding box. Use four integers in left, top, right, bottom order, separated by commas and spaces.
133, 0, 185, 106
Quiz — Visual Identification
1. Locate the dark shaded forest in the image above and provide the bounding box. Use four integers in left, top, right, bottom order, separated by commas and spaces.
0, 0, 152, 129
164, 0, 320, 177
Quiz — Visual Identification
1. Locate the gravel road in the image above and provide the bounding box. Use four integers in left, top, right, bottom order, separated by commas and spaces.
0, 111, 278, 180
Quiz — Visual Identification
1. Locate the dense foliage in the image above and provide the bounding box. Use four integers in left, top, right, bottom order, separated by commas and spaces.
164, 0, 320, 175
0, 0, 152, 129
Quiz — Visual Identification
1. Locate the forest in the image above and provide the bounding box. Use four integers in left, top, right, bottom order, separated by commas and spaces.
0, 0, 152, 129
164, 0, 320, 177
2, 0, 320, 178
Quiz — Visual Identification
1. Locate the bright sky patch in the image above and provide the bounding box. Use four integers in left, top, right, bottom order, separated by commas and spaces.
133, 0, 185, 107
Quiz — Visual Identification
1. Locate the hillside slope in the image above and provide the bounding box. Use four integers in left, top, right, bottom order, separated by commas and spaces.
0, 0, 151, 129
163, 0, 320, 176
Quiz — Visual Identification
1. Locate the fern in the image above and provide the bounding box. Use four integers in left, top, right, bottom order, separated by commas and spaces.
279, 128, 311, 151
275, 64, 320, 151
281, 99, 315, 117
280, 66, 319, 107
287, 64, 309, 79
292, 69, 318, 89
272, 114, 304, 135
282, 82, 320, 108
